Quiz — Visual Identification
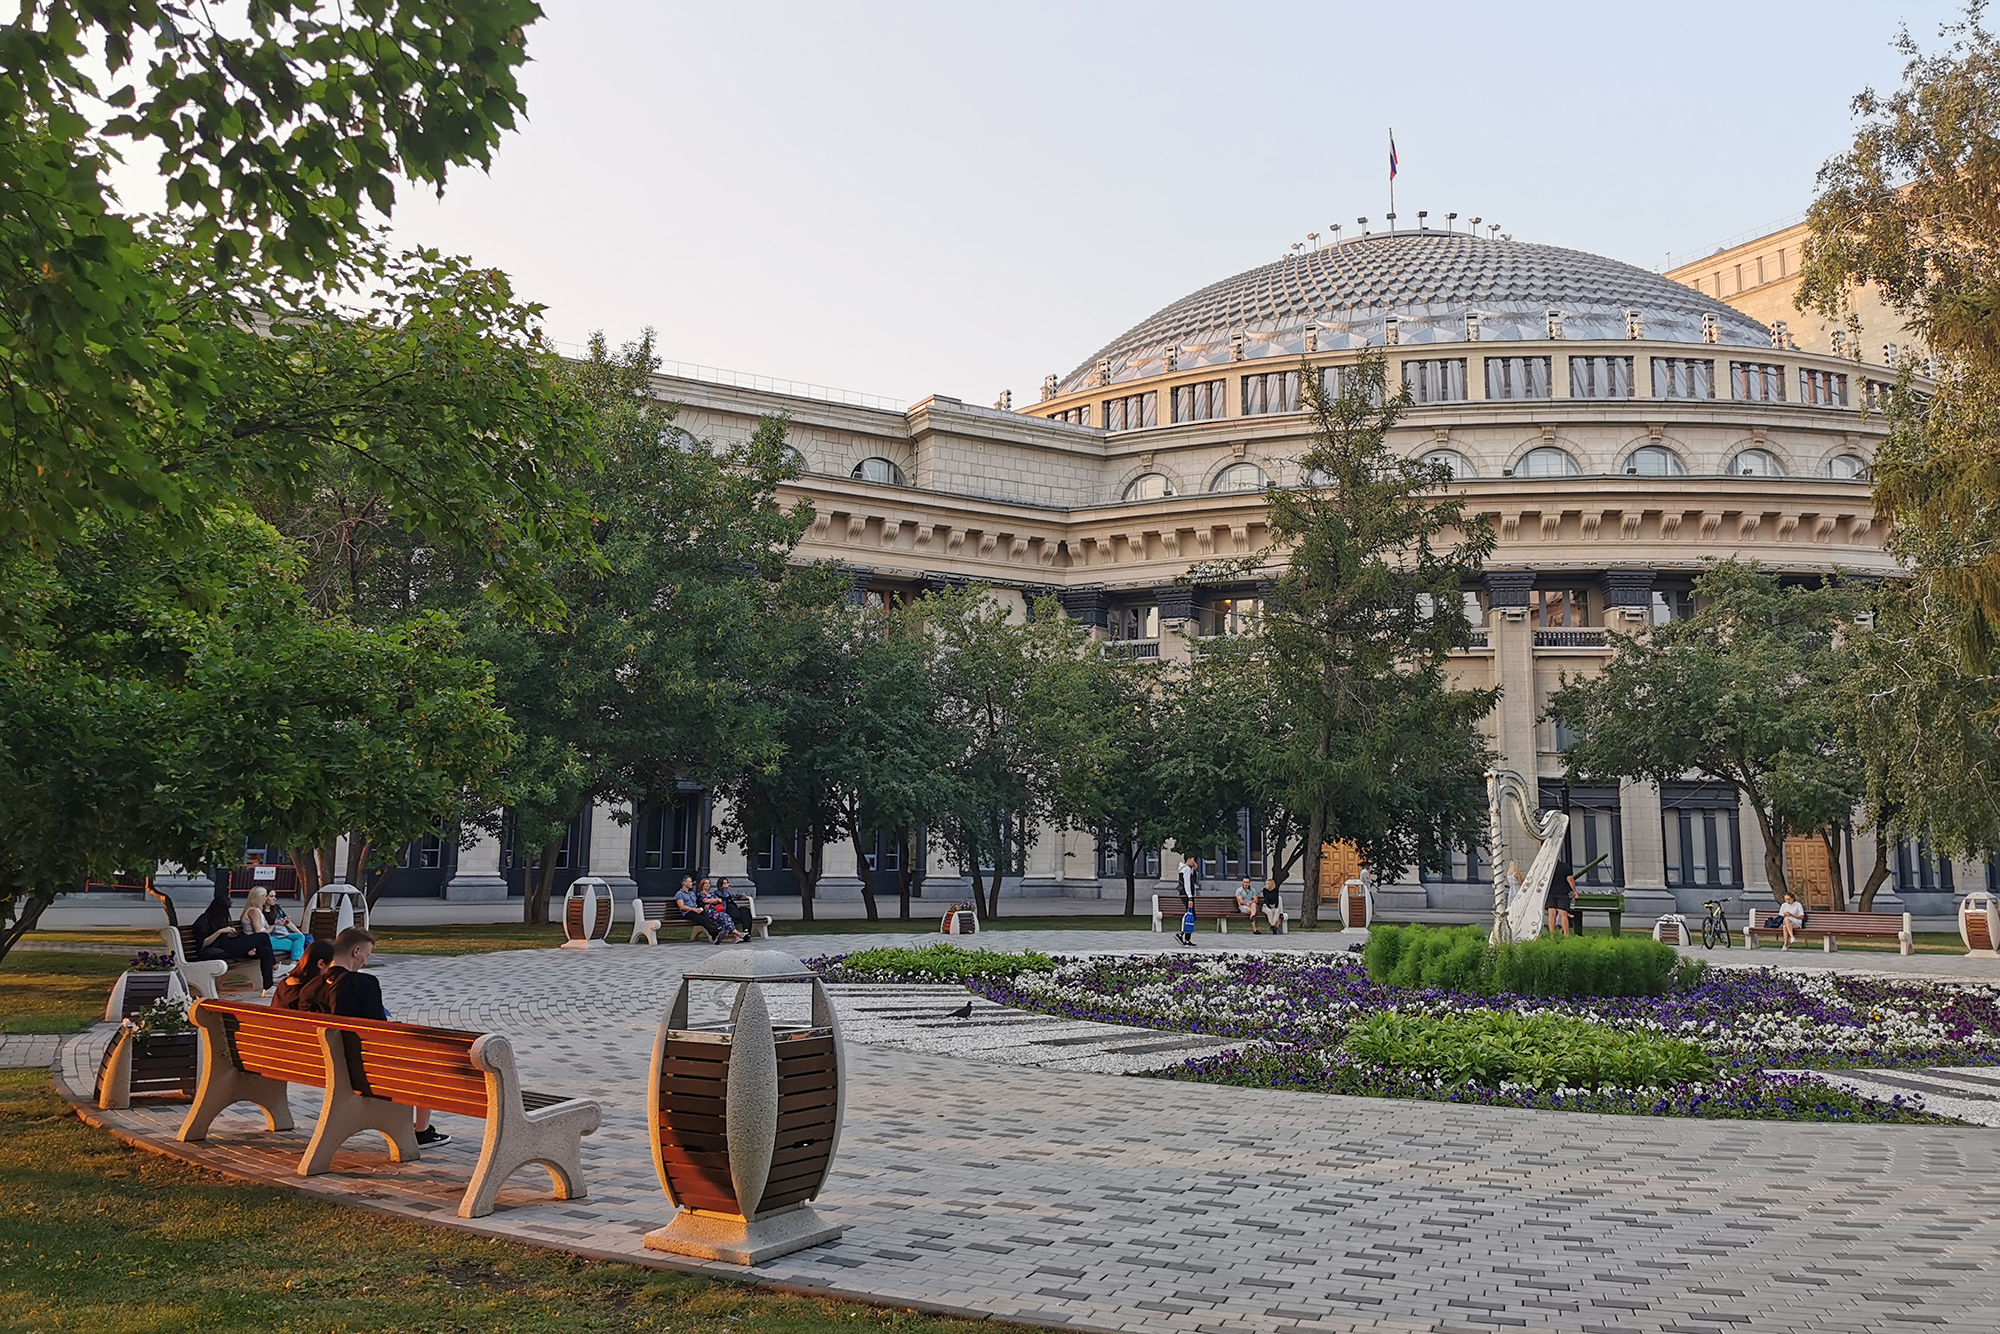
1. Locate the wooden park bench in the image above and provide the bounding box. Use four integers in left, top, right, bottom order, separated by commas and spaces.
630, 894, 772, 945
1744, 909, 1913, 955
1150, 892, 1286, 934
180, 999, 601, 1219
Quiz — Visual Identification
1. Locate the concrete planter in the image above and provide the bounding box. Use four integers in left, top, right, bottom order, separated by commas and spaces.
644, 950, 845, 1265
104, 968, 186, 1023
97, 1029, 198, 1109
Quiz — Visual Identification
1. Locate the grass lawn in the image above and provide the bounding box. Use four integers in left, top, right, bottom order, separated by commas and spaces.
0, 1071, 985, 1334
0, 953, 130, 1035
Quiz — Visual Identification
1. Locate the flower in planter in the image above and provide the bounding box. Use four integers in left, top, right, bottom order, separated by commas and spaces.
127, 996, 194, 1037
127, 951, 176, 972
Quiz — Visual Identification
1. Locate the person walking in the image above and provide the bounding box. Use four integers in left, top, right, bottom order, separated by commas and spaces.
298, 928, 450, 1147
1175, 854, 1200, 946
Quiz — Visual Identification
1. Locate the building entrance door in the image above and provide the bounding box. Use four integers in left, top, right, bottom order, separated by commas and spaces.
1318, 841, 1362, 902
1784, 835, 1835, 910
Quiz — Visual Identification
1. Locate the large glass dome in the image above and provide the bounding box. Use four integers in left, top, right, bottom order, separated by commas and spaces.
1060, 231, 1771, 394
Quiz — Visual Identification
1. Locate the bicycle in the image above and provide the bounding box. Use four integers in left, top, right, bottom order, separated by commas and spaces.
1700, 899, 1733, 950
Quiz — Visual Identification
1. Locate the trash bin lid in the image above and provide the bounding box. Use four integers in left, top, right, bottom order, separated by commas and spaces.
682, 948, 819, 984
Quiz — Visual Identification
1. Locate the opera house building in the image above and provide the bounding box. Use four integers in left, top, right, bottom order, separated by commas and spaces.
421, 226, 1970, 924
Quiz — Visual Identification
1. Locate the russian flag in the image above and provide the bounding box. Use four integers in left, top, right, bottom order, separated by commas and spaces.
1389, 132, 1398, 180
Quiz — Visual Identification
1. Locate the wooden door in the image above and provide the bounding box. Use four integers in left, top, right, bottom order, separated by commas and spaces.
1318, 841, 1362, 901
1784, 835, 1834, 910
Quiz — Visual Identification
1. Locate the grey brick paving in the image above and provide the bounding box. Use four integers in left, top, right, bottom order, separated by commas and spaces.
52, 935, 2000, 1334
0, 1033, 61, 1069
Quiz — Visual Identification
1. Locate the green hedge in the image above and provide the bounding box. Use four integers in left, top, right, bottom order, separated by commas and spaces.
830, 943, 1058, 982
1341, 1010, 1715, 1090
1363, 924, 1681, 998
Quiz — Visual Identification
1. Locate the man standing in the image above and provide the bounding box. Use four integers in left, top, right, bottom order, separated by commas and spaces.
299, 927, 450, 1148
1175, 854, 1200, 946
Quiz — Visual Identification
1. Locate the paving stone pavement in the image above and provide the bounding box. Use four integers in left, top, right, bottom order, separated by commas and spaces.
54, 934, 2000, 1334
0, 1033, 61, 1069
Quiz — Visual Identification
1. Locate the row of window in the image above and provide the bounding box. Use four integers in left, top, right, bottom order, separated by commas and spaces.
1054, 358, 1887, 428
1119, 442, 1868, 500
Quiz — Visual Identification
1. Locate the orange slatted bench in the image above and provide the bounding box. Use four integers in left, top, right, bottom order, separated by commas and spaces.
180, 999, 601, 1218
1744, 909, 1913, 955
1150, 893, 1274, 933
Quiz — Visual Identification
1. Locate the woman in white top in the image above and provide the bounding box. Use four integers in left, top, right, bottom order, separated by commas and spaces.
1777, 892, 1807, 948
243, 886, 310, 963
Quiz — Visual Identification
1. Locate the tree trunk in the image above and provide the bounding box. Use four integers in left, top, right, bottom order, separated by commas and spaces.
850, 824, 880, 922
1123, 842, 1138, 917
789, 836, 820, 922
1823, 829, 1848, 912
983, 815, 1004, 919
1745, 798, 1789, 903
968, 861, 986, 918
524, 842, 561, 925
1301, 808, 1325, 930
896, 828, 917, 920
0, 890, 58, 969
1856, 828, 1894, 912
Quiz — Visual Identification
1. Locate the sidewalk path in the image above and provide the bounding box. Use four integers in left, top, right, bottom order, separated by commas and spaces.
56, 935, 2000, 1334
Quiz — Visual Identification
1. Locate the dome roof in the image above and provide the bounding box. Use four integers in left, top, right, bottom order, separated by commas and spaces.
1060, 231, 1772, 394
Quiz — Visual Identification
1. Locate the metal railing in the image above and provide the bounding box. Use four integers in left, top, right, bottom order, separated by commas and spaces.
1105, 639, 1161, 660
550, 343, 905, 411
1534, 629, 1609, 649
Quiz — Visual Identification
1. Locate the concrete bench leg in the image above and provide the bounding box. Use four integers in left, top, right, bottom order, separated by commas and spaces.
1824, 935, 1837, 953
179, 1006, 294, 1140
752, 918, 771, 939
462, 1034, 601, 1219
299, 1027, 418, 1176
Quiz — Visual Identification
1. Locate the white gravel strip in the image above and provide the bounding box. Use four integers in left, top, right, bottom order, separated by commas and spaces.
1787, 1066, 2000, 1126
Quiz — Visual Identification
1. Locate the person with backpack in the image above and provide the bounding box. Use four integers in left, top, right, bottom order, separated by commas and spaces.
297, 928, 450, 1148
1175, 854, 1200, 946
269, 940, 335, 1010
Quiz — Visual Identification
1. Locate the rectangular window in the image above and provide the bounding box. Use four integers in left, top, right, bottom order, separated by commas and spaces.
1532, 589, 1590, 628
1107, 604, 1159, 641
1799, 368, 1848, 408
1731, 361, 1786, 402
1200, 597, 1261, 637
1894, 841, 1955, 893
1048, 405, 1089, 426
1652, 357, 1715, 399
1650, 588, 1695, 625
1320, 363, 1386, 406
1403, 358, 1468, 403
1201, 809, 1266, 882
1102, 392, 1157, 432
1570, 355, 1634, 399
1542, 784, 1623, 887
1240, 370, 1301, 416
1099, 832, 1161, 879
1421, 837, 1489, 885
1483, 356, 1551, 400
1171, 379, 1226, 423
1661, 784, 1741, 889
642, 797, 703, 872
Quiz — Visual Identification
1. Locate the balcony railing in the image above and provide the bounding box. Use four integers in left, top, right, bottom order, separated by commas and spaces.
1534, 629, 1609, 649
1106, 639, 1161, 660
1463, 630, 1490, 650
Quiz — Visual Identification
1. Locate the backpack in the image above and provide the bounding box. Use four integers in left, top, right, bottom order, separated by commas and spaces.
294, 965, 350, 1014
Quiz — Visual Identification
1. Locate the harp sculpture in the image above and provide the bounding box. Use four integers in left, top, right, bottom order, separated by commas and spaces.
1486, 769, 1570, 945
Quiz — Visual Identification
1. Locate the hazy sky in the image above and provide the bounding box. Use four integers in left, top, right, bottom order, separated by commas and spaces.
373, 0, 1963, 407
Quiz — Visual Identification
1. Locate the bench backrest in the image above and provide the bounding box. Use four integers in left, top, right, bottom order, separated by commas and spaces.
1777, 911, 1898, 931
1159, 894, 1242, 916
201, 999, 492, 1118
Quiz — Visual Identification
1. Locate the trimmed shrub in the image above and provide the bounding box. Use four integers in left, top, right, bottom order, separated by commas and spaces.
821, 943, 1057, 983
1363, 924, 1680, 998
1341, 1010, 1715, 1090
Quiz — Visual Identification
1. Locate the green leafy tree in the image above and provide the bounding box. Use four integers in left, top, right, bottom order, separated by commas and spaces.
0, 509, 510, 964
1547, 563, 1869, 905
2, 1, 545, 558
1226, 355, 1495, 928
1800, 3, 2000, 664
470, 335, 824, 923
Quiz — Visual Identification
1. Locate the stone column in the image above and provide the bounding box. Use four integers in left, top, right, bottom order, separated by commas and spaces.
445, 821, 510, 902
586, 799, 640, 902
1600, 569, 1655, 628
1483, 573, 1542, 870
1155, 584, 1198, 666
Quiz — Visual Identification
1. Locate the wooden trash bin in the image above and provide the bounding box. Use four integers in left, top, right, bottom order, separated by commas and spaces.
1962, 892, 1999, 958
562, 876, 615, 949
304, 883, 368, 943
644, 950, 846, 1265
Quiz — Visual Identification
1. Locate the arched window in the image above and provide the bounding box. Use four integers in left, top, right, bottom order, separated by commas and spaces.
1826, 453, 1870, 481
1623, 446, 1687, 477
1421, 449, 1475, 479
1121, 473, 1176, 501
1515, 446, 1580, 478
1728, 448, 1785, 478
851, 457, 907, 486
1211, 462, 1269, 493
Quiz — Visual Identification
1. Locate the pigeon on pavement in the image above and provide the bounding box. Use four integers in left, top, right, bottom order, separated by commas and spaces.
947, 1000, 974, 1019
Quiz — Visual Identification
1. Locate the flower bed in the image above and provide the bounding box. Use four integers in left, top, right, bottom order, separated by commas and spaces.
813, 949, 1993, 1122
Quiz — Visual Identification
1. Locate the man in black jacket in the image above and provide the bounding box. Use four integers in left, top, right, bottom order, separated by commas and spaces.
300, 927, 450, 1147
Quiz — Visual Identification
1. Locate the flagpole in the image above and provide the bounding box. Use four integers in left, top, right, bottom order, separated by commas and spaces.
1388, 127, 1396, 231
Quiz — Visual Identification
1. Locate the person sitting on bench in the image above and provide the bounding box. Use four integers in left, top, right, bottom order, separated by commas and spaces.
1774, 892, 1806, 948
298, 928, 450, 1147
189, 882, 279, 994
242, 886, 309, 964
715, 877, 754, 937
269, 940, 335, 1010
675, 877, 738, 943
